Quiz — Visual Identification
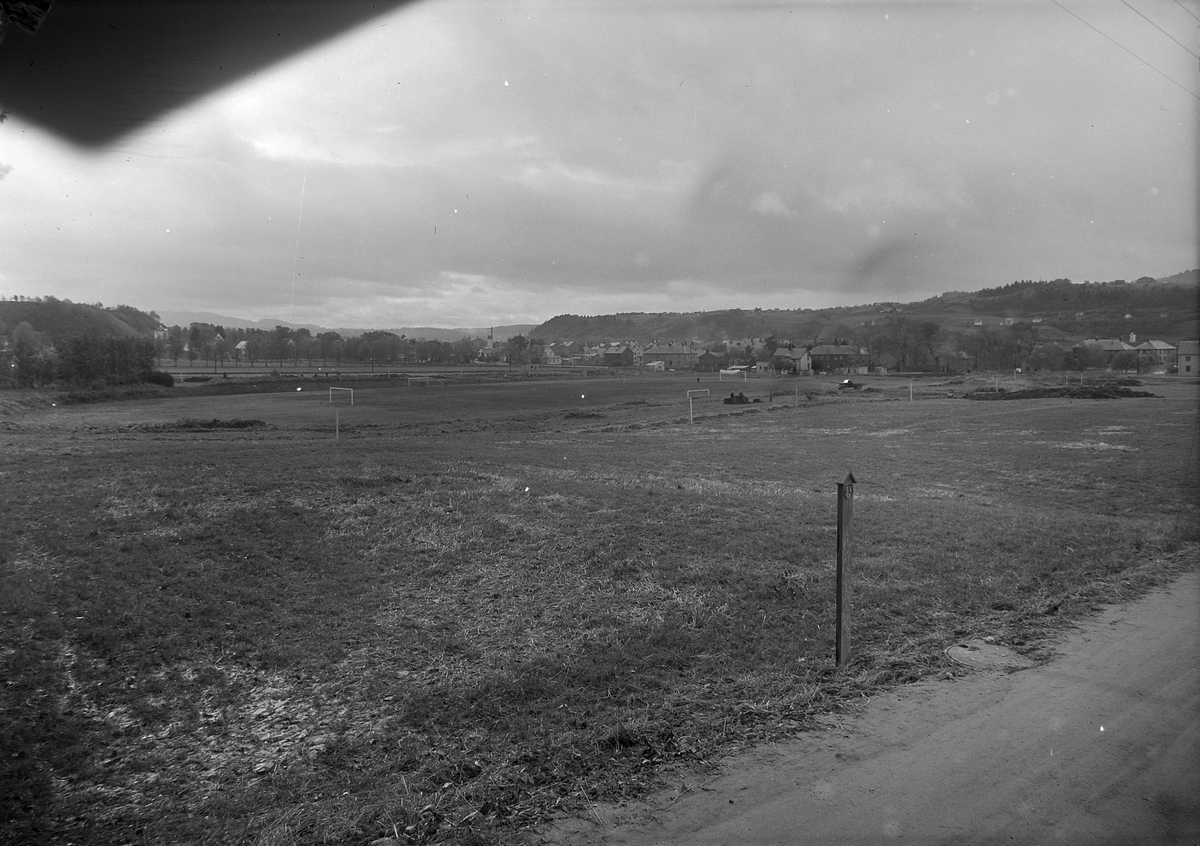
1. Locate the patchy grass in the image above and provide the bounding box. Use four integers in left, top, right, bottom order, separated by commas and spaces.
1, 376, 1196, 845
122, 418, 269, 432
966, 385, 1159, 400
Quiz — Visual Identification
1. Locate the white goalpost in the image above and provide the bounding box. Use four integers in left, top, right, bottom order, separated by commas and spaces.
328, 386, 354, 405
686, 388, 709, 424
719, 369, 748, 381
407, 375, 431, 387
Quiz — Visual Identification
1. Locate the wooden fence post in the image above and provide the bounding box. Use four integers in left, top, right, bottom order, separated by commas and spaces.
836, 470, 856, 667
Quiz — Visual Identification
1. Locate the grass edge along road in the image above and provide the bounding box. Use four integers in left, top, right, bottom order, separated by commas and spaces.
1, 376, 1197, 846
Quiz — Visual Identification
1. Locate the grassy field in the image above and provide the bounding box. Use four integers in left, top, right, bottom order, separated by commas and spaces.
2, 372, 1197, 846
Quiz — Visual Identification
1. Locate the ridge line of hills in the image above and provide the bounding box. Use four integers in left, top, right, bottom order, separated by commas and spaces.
533, 272, 1198, 345
1, 271, 1196, 347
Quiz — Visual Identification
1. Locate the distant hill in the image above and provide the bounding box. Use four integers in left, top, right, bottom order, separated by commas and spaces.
532, 272, 1199, 345
533, 310, 835, 345
5, 271, 1195, 349
1155, 269, 1199, 287
156, 310, 535, 341
156, 311, 329, 335
0, 298, 158, 344
377, 325, 537, 342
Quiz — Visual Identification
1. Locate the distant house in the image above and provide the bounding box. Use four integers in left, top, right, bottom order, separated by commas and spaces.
696, 350, 729, 372
730, 337, 766, 352
1081, 338, 1135, 362
808, 344, 864, 373
768, 347, 811, 374
551, 341, 580, 363
1134, 339, 1176, 367
603, 345, 635, 368
643, 343, 696, 370
1177, 341, 1198, 375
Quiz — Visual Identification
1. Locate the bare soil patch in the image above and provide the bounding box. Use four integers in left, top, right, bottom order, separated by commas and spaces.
966, 385, 1159, 400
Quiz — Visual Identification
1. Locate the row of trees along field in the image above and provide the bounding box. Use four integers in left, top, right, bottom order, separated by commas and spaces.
164, 324, 547, 368
0, 311, 546, 389
0, 297, 166, 388
856, 317, 1176, 373
6, 333, 161, 388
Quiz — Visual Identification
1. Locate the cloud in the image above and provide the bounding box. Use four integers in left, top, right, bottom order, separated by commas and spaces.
752, 191, 798, 219
0, 1, 1194, 327
0, 163, 11, 180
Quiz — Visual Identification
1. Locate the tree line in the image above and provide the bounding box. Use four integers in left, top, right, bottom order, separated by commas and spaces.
969, 277, 1195, 312
165, 324, 497, 369
8, 332, 160, 388
737, 317, 1151, 375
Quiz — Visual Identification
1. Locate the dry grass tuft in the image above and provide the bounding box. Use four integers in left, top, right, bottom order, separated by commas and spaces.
2, 377, 1195, 844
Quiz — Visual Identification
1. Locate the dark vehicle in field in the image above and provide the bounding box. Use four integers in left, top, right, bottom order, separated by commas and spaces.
839, 379, 861, 390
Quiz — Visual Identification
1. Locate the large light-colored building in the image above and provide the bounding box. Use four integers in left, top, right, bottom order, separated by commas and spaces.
1134, 339, 1176, 367
1176, 340, 1198, 375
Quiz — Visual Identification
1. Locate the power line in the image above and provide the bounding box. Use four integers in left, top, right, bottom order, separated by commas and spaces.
1050, 0, 1200, 103
1120, 0, 1200, 59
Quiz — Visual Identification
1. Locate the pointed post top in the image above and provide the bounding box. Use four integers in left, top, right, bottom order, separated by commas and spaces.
840, 469, 856, 487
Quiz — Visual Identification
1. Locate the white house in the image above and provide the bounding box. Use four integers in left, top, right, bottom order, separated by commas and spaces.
1174, 340, 1197, 374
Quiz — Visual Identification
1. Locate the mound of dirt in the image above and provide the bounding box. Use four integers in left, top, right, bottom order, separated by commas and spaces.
966, 386, 1159, 400
125, 418, 268, 431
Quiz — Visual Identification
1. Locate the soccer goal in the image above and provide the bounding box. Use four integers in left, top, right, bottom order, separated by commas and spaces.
328, 387, 354, 405
407, 375, 430, 387
686, 388, 709, 424
719, 369, 748, 381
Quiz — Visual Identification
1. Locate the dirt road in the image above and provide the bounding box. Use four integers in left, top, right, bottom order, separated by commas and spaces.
543, 571, 1199, 846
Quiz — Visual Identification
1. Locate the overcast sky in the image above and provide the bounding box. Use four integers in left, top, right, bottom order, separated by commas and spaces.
1, 0, 1196, 329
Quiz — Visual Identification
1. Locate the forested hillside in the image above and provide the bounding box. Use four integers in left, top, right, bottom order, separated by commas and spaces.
533, 273, 1199, 344
534, 309, 835, 345
0, 297, 160, 343
961, 276, 1196, 313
